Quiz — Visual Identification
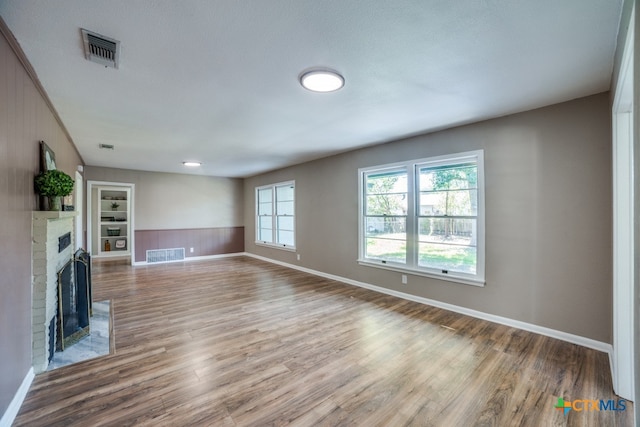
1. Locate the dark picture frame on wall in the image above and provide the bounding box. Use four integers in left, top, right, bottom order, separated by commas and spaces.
38, 140, 75, 210
40, 141, 57, 172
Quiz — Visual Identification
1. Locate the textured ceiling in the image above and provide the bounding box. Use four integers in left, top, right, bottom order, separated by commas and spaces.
0, 0, 623, 178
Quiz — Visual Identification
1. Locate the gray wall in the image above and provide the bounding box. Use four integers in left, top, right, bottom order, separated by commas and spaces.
245, 93, 612, 343
0, 21, 83, 417
84, 167, 244, 230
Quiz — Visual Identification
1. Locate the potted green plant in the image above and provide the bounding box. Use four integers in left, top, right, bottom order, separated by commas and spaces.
34, 169, 74, 211
111, 202, 120, 211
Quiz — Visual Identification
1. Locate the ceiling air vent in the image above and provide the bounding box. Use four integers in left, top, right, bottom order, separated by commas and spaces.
81, 29, 120, 69
98, 144, 114, 150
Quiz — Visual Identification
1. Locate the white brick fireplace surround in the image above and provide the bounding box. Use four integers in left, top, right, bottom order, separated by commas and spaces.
32, 211, 77, 373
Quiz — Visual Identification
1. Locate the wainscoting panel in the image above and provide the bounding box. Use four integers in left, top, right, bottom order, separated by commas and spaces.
134, 227, 244, 262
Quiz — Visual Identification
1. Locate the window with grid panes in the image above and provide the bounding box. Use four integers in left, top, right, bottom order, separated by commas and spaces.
358, 151, 484, 286
256, 181, 295, 249
362, 169, 408, 264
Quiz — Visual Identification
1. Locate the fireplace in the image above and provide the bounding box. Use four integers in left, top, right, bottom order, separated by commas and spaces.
32, 211, 79, 373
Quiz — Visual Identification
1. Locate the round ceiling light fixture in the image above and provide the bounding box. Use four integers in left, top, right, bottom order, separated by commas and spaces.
182, 161, 202, 167
299, 68, 344, 93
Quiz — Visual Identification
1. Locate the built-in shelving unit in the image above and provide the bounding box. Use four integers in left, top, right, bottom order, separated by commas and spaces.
97, 187, 131, 257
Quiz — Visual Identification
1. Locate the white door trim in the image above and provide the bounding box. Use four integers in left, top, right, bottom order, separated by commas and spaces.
74, 170, 84, 250
612, 3, 634, 402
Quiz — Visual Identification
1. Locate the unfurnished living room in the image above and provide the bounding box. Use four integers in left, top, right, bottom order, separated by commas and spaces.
0, 1, 638, 426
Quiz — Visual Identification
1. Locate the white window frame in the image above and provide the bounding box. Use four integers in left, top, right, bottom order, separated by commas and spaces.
255, 180, 296, 251
358, 150, 485, 286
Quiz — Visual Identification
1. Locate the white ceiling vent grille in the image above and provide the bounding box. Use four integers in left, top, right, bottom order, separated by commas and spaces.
81, 29, 120, 68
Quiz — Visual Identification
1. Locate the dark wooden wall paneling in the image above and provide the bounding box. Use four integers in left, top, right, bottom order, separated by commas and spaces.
0, 19, 83, 416
134, 227, 244, 262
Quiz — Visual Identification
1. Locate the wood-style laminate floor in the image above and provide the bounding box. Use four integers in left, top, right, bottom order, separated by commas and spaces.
15, 257, 632, 426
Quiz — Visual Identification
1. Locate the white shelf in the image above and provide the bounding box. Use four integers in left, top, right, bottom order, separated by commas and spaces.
96, 187, 131, 256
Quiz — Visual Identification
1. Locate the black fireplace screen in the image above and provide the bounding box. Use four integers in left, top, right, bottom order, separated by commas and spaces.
75, 249, 92, 316
56, 250, 91, 351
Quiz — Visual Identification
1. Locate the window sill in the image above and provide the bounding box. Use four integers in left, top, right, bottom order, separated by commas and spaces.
357, 259, 485, 287
255, 242, 296, 252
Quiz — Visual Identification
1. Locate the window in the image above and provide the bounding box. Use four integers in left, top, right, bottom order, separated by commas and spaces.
363, 169, 408, 264
256, 181, 295, 249
359, 150, 484, 285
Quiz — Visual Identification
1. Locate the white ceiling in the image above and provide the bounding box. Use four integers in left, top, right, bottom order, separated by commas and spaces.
0, 0, 623, 178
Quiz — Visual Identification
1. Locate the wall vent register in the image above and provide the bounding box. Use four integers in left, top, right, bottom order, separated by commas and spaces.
81, 29, 120, 69
146, 248, 186, 264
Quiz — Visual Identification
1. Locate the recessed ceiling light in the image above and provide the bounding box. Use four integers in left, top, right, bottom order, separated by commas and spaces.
182, 161, 201, 167
299, 68, 344, 92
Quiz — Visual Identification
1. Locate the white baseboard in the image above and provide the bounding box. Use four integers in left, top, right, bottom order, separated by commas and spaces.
0, 368, 34, 427
244, 253, 613, 355
132, 252, 244, 266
